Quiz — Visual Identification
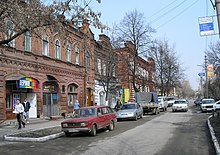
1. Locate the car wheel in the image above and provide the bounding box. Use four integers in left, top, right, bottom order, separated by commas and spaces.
134, 114, 138, 121
64, 132, 71, 137
90, 125, 97, 136
108, 121, 114, 131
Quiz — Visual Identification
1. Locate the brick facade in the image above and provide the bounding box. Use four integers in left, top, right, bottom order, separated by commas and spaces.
0, 22, 95, 121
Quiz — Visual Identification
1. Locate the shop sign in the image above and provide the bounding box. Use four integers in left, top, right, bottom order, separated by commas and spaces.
19, 77, 39, 89
43, 82, 58, 93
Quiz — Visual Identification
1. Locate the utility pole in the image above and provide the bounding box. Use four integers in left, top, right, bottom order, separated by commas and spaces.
215, 0, 220, 36
205, 55, 208, 98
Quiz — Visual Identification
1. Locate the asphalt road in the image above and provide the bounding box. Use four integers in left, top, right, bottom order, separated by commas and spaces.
0, 101, 215, 155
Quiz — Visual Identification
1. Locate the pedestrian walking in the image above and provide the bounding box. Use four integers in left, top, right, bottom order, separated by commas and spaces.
22, 98, 31, 123
13, 99, 25, 129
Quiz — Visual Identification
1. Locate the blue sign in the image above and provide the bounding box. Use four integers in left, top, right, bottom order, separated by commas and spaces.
198, 72, 205, 77
199, 16, 214, 36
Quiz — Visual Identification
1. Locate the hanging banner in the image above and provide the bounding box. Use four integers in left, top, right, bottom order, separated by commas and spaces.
19, 77, 39, 89
124, 88, 130, 103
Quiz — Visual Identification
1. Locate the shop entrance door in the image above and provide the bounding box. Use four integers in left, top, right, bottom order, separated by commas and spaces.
43, 93, 58, 117
27, 93, 37, 118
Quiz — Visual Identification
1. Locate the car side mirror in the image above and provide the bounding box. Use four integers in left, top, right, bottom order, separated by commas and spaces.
98, 112, 102, 116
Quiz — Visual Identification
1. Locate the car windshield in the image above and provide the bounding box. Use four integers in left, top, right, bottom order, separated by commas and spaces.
75, 108, 96, 117
121, 104, 136, 110
174, 101, 186, 104
202, 100, 215, 104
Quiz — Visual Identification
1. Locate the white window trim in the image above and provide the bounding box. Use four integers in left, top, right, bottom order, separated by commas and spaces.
42, 36, 49, 56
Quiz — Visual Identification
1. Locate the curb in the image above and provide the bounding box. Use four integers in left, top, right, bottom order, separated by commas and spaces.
3, 125, 64, 142
208, 115, 220, 155
4, 132, 64, 142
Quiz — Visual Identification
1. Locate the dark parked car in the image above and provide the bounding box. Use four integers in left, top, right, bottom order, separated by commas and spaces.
61, 106, 117, 136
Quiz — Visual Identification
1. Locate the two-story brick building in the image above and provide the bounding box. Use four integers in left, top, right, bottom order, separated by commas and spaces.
0, 21, 95, 121
116, 41, 156, 102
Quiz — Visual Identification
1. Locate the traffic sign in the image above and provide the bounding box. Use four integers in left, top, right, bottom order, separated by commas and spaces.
198, 72, 205, 77
199, 16, 214, 36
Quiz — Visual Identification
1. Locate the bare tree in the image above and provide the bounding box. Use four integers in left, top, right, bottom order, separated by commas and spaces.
95, 48, 117, 104
0, 0, 104, 46
114, 9, 155, 92
176, 80, 194, 98
149, 39, 184, 95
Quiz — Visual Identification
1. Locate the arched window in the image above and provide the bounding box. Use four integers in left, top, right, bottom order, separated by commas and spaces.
6, 20, 15, 47
75, 47, 80, 65
42, 36, 49, 56
55, 40, 61, 59
66, 44, 71, 62
24, 31, 31, 51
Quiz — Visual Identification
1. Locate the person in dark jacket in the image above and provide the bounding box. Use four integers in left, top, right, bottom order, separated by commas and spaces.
22, 98, 31, 123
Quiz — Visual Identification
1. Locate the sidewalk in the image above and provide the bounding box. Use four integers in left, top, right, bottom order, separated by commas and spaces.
0, 118, 65, 141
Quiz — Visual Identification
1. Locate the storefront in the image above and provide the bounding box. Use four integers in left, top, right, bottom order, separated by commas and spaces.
6, 77, 39, 119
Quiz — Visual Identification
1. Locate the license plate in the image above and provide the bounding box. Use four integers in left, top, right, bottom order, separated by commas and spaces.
69, 128, 79, 132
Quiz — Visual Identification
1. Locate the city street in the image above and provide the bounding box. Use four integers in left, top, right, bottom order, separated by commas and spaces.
0, 101, 215, 155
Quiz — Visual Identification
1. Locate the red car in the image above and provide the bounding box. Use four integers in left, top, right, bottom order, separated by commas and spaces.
61, 106, 117, 136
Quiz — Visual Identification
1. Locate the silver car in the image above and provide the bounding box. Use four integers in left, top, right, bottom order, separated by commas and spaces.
117, 102, 143, 121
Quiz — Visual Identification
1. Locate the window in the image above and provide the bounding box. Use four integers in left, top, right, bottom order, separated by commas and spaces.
102, 63, 106, 76
24, 31, 31, 51
55, 40, 61, 59
68, 84, 78, 93
75, 47, 80, 64
42, 36, 49, 56
61, 85, 65, 93
6, 21, 15, 47
6, 94, 11, 109
101, 107, 109, 114
112, 65, 115, 77
97, 58, 101, 74
86, 51, 90, 69
66, 44, 71, 62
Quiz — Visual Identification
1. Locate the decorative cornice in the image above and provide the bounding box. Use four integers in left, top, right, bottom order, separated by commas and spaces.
0, 55, 85, 78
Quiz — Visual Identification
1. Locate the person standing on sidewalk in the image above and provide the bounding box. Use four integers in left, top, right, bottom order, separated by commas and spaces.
22, 98, 31, 123
73, 100, 80, 115
14, 99, 25, 129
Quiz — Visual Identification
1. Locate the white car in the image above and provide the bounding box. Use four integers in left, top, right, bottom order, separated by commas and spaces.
167, 96, 176, 107
158, 96, 168, 111
172, 99, 188, 112
200, 98, 215, 112
213, 100, 220, 112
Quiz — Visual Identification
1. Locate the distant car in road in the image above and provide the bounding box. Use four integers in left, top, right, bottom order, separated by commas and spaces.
172, 99, 188, 112
167, 96, 176, 107
117, 102, 143, 121
158, 96, 168, 112
200, 98, 215, 112
61, 106, 117, 136
213, 100, 220, 112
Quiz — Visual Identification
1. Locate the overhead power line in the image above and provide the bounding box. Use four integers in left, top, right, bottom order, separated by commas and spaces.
156, 0, 199, 30
149, 0, 188, 24
146, 0, 179, 20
